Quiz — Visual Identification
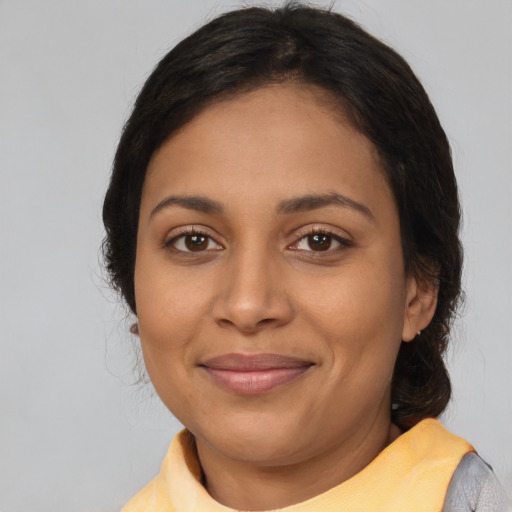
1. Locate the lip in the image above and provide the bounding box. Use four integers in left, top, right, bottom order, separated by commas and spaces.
199, 353, 314, 395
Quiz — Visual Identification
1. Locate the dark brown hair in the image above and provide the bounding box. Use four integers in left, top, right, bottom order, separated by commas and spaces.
103, 3, 462, 430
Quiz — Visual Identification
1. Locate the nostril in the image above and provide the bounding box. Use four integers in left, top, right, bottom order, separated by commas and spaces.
217, 318, 235, 328
216, 315, 280, 334
256, 318, 275, 326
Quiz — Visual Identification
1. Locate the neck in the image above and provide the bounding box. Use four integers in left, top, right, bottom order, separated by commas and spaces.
196, 419, 401, 511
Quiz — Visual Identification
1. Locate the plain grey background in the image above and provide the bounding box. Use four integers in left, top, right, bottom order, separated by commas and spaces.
0, 1, 510, 511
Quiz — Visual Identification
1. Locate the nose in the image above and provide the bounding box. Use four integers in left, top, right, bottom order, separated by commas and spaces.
211, 249, 295, 334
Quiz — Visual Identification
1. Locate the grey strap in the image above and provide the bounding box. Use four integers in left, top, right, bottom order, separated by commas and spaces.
442, 453, 509, 512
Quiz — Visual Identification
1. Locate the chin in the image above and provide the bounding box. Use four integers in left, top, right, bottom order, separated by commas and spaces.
193, 414, 309, 466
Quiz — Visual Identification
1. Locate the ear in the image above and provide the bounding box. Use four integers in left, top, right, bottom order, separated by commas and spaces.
402, 273, 438, 342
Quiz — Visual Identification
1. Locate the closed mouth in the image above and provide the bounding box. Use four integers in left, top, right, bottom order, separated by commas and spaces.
200, 353, 314, 394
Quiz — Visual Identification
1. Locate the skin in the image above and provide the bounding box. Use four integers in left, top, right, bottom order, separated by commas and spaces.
134, 84, 437, 510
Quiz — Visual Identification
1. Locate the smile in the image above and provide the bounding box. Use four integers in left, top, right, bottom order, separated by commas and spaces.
200, 353, 314, 394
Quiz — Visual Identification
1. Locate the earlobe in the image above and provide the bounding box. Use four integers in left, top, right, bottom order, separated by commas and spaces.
402, 274, 438, 342
130, 322, 140, 336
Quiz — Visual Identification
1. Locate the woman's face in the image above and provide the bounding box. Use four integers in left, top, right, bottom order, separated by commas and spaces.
135, 85, 426, 470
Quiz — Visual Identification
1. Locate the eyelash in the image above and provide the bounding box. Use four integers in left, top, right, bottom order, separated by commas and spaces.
289, 227, 353, 255
164, 227, 352, 255
164, 228, 222, 254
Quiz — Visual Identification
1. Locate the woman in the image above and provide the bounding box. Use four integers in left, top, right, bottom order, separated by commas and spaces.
102, 4, 507, 511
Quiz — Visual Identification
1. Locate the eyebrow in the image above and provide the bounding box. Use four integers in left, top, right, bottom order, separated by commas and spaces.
149, 191, 374, 221
150, 195, 224, 218
277, 192, 375, 221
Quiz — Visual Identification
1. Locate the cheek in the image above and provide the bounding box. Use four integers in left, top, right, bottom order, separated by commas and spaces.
135, 274, 199, 416
299, 263, 406, 337
135, 256, 212, 349
294, 255, 407, 383
133, 264, 200, 405
135, 265, 220, 426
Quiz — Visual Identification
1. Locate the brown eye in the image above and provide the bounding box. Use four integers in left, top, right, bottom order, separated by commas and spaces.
307, 234, 332, 251
168, 231, 223, 253
185, 234, 208, 251
291, 230, 349, 254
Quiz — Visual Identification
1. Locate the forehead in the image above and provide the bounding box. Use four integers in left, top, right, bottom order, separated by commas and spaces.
142, 84, 392, 219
